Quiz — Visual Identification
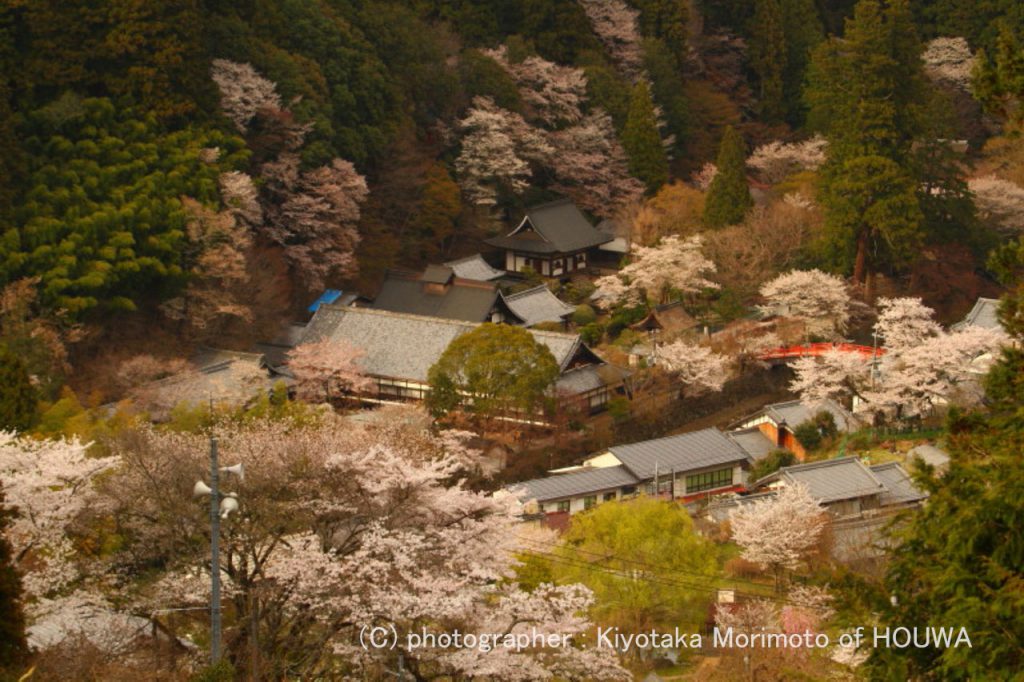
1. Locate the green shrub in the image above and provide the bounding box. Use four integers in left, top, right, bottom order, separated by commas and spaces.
748, 449, 796, 481
572, 304, 597, 326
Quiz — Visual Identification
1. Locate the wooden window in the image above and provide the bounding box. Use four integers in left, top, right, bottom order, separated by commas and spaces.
685, 467, 734, 494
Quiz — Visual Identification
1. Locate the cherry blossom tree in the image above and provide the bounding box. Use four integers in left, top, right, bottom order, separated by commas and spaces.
286, 338, 371, 402
548, 110, 645, 217
0, 434, 117, 598
455, 97, 554, 206
789, 349, 873, 410
968, 175, 1024, 234
594, 235, 718, 305
655, 340, 730, 397
691, 162, 717, 191
578, 0, 645, 80
210, 59, 282, 132
483, 46, 588, 126
922, 37, 975, 91
729, 483, 826, 591
873, 297, 942, 351
759, 269, 851, 338
747, 136, 828, 184
219, 170, 263, 227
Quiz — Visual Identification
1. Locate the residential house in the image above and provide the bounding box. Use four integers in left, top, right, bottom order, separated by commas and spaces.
750, 456, 925, 517
485, 198, 613, 276
952, 297, 1002, 333
511, 428, 755, 516
297, 305, 626, 412
732, 398, 860, 460
444, 253, 505, 281
366, 267, 521, 323
502, 285, 576, 328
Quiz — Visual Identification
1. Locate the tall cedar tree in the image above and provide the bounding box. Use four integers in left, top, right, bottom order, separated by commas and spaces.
704, 126, 752, 227
622, 81, 669, 194
0, 485, 27, 672
973, 22, 1024, 126
749, 0, 787, 122
807, 0, 926, 288
0, 347, 35, 432
780, 0, 823, 124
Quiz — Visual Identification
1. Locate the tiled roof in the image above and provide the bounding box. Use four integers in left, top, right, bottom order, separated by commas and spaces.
502, 285, 575, 327
555, 364, 629, 394
758, 457, 886, 503
136, 349, 271, 419
756, 398, 857, 432
485, 198, 612, 254
727, 427, 777, 460
609, 428, 752, 480
952, 297, 1002, 332
908, 443, 950, 470
870, 462, 927, 505
368, 270, 500, 322
444, 254, 505, 281
511, 465, 640, 503
300, 306, 587, 383
422, 264, 455, 284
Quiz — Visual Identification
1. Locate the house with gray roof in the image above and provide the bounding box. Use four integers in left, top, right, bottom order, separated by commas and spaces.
509, 428, 755, 516
501, 285, 576, 328
444, 253, 505, 281
485, 198, 612, 277
299, 305, 625, 411
952, 297, 1002, 333
366, 267, 523, 323
908, 443, 950, 473
751, 457, 924, 517
733, 398, 860, 460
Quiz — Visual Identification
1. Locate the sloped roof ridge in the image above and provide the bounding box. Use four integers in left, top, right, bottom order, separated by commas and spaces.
610, 426, 732, 452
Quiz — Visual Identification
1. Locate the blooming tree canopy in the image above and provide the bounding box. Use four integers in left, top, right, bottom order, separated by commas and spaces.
759, 269, 851, 337
483, 46, 588, 126
656, 340, 730, 397
747, 136, 828, 184
874, 297, 942, 351
968, 175, 1024, 234
922, 37, 975, 91
286, 338, 372, 402
578, 0, 644, 80
210, 59, 282, 132
595, 235, 717, 305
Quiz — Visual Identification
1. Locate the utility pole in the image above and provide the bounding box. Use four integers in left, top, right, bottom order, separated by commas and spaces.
209, 436, 222, 664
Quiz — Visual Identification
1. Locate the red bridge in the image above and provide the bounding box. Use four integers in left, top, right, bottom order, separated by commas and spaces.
757, 342, 885, 361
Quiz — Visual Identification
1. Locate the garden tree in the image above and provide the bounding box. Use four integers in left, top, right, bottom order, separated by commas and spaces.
758, 269, 852, 337
747, 135, 828, 184
655, 341, 731, 397
792, 411, 838, 452
873, 297, 942, 351
729, 482, 827, 591
158, 199, 256, 340
427, 324, 560, 419
547, 497, 718, 634
454, 96, 554, 206
548, 110, 645, 218
97, 419, 626, 680
621, 81, 669, 193
703, 126, 752, 227
973, 22, 1024, 126
866, 298, 1024, 678
261, 155, 369, 293
0, 278, 70, 398
483, 46, 587, 126
0, 96, 247, 316
749, 0, 787, 122
0, 347, 36, 433
594, 235, 718, 305
414, 163, 463, 260
807, 0, 927, 288
780, 0, 825, 123
968, 175, 1024, 234
0, 433, 118, 599
629, 182, 705, 246
748, 449, 797, 482
790, 348, 872, 411
578, 0, 645, 80
209, 59, 282, 133
922, 37, 975, 91
286, 339, 371, 403
0, 484, 27, 671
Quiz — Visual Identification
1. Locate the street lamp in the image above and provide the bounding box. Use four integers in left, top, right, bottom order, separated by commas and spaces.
193, 436, 244, 664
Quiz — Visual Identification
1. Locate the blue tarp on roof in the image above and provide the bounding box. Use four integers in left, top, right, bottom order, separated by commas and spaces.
308, 289, 343, 313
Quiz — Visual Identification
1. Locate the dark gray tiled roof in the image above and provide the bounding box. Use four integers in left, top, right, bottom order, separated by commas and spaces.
908, 443, 950, 470
301, 306, 586, 383
555, 364, 628, 395
511, 465, 640, 503
727, 427, 777, 461
444, 254, 505, 281
952, 297, 1002, 332
764, 399, 856, 432
502, 285, 575, 327
368, 271, 499, 322
609, 428, 752, 480
870, 462, 927, 505
486, 198, 612, 254
422, 265, 455, 284
758, 457, 885, 503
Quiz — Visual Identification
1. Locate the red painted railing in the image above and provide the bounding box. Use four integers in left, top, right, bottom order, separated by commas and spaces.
757, 342, 885, 361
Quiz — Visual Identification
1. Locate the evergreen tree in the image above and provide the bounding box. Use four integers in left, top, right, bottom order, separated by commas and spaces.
749, 0, 787, 122
807, 0, 926, 288
622, 81, 669, 193
642, 38, 691, 153
0, 485, 27, 672
703, 125, 752, 227
780, 0, 824, 124
0, 346, 35, 433
973, 22, 1024, 127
